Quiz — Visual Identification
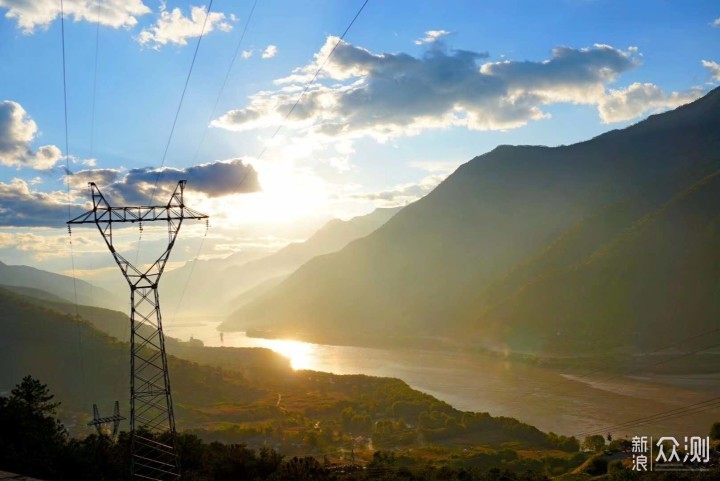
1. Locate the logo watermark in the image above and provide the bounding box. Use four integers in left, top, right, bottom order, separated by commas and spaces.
632, 435, 711, 472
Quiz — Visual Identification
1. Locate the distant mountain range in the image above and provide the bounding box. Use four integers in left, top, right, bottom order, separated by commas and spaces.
0, 261, 122, 310
222, 87, 720, 355
160, 207, 401, 315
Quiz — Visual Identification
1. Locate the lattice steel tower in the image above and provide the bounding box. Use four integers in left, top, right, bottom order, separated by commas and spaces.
69, 180, 208, 480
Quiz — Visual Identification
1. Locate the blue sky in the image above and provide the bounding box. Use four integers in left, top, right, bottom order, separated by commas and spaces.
0, 0, 718, 281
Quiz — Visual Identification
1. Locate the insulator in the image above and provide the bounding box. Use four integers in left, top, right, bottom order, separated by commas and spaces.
138, 221, 143, 232
68, 226, 72, 236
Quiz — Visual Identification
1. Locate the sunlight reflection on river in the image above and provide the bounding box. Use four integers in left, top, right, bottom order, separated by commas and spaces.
165, 320, 720, 437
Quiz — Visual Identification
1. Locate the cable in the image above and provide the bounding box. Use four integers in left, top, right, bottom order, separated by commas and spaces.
89, 0, 100, 160
254, 0, 370, 164
172, 0, 370, 329
135, 1, 216, 266
170, 0, 260, 320
190, 0, 259, 167
60, 0, 88, 405
573, 397, 720, 438
146, 0, 216, 206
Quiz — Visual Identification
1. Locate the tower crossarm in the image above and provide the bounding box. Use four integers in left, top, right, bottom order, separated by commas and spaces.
68, 205, 207, 224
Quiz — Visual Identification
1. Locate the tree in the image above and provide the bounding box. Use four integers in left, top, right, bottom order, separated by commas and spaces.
582, 434, 606, 452
0, 376, 67, 479
710, 422, 720, 441
10, 375, 61, 415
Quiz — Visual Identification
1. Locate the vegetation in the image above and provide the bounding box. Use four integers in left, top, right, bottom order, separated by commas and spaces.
2, 377, 719, 480
0, 286, 578, 457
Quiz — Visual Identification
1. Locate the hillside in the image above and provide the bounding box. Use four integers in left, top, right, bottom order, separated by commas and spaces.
459, 169, 720, 354
160, 207, 401, 315
0, 286, 576, 454
222, 87, 720, 354
0, 261, 122, 311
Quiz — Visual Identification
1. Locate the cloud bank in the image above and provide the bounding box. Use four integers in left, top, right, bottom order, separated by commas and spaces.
213, 37, 699, 142
70, 158, 260, 205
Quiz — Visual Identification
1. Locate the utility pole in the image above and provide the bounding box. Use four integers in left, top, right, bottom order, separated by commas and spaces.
69, 180, 208, 480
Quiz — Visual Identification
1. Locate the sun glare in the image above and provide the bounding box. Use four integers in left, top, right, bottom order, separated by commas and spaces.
264, 338, 315, 370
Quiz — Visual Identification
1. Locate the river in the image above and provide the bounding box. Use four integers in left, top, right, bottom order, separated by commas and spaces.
165, 320, 720, 439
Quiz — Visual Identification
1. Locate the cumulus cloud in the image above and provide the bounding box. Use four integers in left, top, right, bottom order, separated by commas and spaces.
350, 174, 446, 207
261, 44, 278, 59
241, 49, 253, 59
0, 178, 70, 227
713, 17, 720, 27
597, 82, 704, 123
0, 231, 93, 260
0, 0, 150, 34
137, 3, 232, 48
0, 100, 62, 170
702, 60, 720, 81
213, 39, 654, 141
69, 158, 260, 206
415, 29, 450, 45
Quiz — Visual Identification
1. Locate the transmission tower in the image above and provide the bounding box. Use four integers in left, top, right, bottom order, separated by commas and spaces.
88, 401, 126, 440
69, 180, 208, 480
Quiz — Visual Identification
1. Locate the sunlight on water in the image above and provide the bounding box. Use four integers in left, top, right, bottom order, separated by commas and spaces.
261, 338, 315, 370
164, 321, 318, 370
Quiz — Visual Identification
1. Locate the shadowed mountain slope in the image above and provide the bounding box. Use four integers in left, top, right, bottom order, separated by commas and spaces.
222, 87, 720, 353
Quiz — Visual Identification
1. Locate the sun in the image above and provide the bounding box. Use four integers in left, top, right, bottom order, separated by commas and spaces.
205, 161, 331, 226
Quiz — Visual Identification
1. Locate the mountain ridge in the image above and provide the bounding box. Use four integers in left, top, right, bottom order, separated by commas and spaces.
222, 87, 720, 354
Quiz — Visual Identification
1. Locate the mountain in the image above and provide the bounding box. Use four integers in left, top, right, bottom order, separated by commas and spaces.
160, 207, 401, 315
0, 261, 122, 311
221, 87, 720, 354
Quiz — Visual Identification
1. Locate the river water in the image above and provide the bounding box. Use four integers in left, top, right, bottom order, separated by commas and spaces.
165, 320, 720, 439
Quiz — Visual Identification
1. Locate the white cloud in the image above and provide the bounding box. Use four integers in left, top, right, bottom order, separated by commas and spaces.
137, 3, 232, 48
414, 29, 450, 45
350, 174, 447, 207
702, 60, 720, 81
598, 82, 704, 123
0, 0, 150, 34
261, 44, 278, 59
241, 49, 253, 59
0, 100, 62, 170
213, 38, 647, 141
712, 17, 720, 27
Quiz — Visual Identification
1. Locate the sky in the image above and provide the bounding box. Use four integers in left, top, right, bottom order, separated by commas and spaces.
0, 0, 718, 284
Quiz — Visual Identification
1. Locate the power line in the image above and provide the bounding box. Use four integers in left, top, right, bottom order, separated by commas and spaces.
190, 0, 259, 166
574, 397, 720, 438
254, 0, 370, 164
89, 0, 101, 160
60, 0, 87, 404
136, 0, 216, 265
172, 0, 370, 328
146, 0, 216, 206
171, 0, 260, 318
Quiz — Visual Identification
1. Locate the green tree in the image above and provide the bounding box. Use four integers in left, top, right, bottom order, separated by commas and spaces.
11, 375, 61, 415
710, 422, 720, 440
582, 434, 606, 452
0, 376, 67, 479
